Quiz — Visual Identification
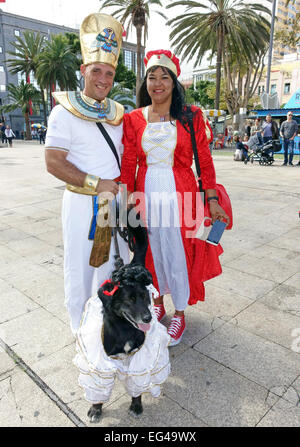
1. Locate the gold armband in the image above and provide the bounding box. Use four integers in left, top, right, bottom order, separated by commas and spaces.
84, 174, 100, 193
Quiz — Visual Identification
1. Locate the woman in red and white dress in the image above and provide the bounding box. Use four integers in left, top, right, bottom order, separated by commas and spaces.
121, 50, 229, 346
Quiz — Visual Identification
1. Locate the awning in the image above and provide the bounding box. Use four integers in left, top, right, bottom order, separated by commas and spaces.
250, 108, 300, 118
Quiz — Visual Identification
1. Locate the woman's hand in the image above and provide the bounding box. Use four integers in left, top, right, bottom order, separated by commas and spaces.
209, 200, 230, 226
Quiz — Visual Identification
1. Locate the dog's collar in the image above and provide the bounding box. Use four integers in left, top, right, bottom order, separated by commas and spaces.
100, 279, 119, 296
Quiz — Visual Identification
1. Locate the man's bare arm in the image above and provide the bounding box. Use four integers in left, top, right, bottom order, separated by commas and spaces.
45, 149, 119, 195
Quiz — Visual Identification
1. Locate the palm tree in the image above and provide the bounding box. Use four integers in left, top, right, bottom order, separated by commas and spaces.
166, 1, 271, 110
99, 0, 166, 93
0, 81, 40, 140
5, 30, 47, 124
36, 34, 79, 110
108, 84, 136, 109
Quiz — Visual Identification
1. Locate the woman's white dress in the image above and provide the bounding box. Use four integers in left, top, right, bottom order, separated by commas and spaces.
143, 107, 190, 311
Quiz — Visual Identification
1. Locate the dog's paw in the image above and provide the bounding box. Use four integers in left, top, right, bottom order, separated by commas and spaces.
128, 402, 143, 418
87, 404, 102, 423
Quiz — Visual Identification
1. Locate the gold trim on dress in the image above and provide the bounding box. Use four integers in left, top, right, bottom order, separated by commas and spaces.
142, 107, 177, 168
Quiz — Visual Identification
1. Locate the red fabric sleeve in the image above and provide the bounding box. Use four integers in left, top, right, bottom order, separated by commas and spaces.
193, 108, 217, 190
121, 113, 138, 192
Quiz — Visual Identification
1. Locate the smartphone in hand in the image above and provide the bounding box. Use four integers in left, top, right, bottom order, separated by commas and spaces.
206, 220, 227, 246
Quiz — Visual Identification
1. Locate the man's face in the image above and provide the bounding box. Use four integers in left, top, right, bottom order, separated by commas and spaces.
287, 112, 293, 120
81, 63, 115, 101
266, 115, 272, 123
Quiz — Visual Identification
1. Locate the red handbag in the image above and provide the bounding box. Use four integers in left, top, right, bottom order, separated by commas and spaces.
187, 112, 233, 304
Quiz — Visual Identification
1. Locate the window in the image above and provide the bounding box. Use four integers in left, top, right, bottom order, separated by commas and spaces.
271, 84, 277, 94
0, 47, 2, 54
284, 83, 290, 95
0, 85, 6, 92
14, 30, 20, 37
17, 72, 26, 84
123, 50, 132, 70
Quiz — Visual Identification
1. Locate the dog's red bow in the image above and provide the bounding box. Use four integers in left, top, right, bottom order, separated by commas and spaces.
100, 279, 119, 296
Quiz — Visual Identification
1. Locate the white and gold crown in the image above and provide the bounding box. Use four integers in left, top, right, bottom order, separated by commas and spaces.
80, 13, 123, 68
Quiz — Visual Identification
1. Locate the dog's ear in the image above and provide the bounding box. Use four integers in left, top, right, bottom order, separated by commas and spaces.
97, 284, 115, 310
135, 266, 153, 287
97, 288, 110, 309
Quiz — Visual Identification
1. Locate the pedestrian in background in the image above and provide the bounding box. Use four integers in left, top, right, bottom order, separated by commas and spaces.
280, 111, 298, 166
5, 125, 15, 147
262, 114, 279, 158
262, 114, 279, 143
1, 122, 6, 144
251, 118, 263, 144
245, 120, 252, 138
38, 127, 45, 144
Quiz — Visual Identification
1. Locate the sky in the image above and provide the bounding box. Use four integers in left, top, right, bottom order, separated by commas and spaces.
1, 0, 274, 78
0, 0, 199, 78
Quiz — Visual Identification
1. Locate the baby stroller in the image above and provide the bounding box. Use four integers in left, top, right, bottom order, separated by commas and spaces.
247, 134, 282, 165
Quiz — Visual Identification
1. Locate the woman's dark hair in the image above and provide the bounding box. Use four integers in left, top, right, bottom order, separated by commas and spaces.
137, 65, 195, 129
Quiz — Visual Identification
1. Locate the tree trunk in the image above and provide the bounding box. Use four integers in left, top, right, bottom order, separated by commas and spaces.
24, 110, 32, 140
135, 24, 142, 95
41, 89, 48, 127
214, 28, 223, 110
26, 72, 33, 117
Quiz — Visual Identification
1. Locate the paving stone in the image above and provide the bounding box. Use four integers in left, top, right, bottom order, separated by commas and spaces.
0, 351, 16, 378
31, 343, 83, 404
281, 377, 300, 406
0, 281, 39, 323
199, 284, 253, 321
233, 300, 300, 349
194, 323, 300, 393
208, 266, 276, 301
257, 398, 300, 427
0, 370, 74, 427
283, 272, 300, 291
5, 236, 54, 257
69, 391, 208, 428
0, 308, 73, 364
163, 348, 279, 427
226, 253, 299, 284
260, 284, 300, 317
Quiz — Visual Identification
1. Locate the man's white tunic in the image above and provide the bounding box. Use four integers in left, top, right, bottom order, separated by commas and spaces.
45, 105, 129, 334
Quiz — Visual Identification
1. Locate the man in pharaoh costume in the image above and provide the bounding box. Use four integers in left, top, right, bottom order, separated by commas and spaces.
45, 13, 129, 334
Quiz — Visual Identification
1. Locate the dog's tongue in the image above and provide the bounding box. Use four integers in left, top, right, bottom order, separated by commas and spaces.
138, 323, 151, 332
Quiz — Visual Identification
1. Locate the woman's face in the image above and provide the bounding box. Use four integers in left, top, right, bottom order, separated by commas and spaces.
146, 67, 174, 105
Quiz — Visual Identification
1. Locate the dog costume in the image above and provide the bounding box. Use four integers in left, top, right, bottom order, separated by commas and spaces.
74, 295, 171, 403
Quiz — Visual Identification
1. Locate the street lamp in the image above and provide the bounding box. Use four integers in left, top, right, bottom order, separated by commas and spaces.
266, 0, 277, 97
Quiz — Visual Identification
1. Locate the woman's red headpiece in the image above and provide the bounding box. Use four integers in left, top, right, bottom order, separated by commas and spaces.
144, 50, 181, 77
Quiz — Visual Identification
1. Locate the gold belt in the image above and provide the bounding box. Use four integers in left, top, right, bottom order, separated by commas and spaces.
66, 184, 98, 196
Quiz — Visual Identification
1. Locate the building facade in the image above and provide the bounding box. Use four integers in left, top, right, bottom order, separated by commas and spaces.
274, 0, 300, 59
257, 54, 300, 107
0, 9, 143, 136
